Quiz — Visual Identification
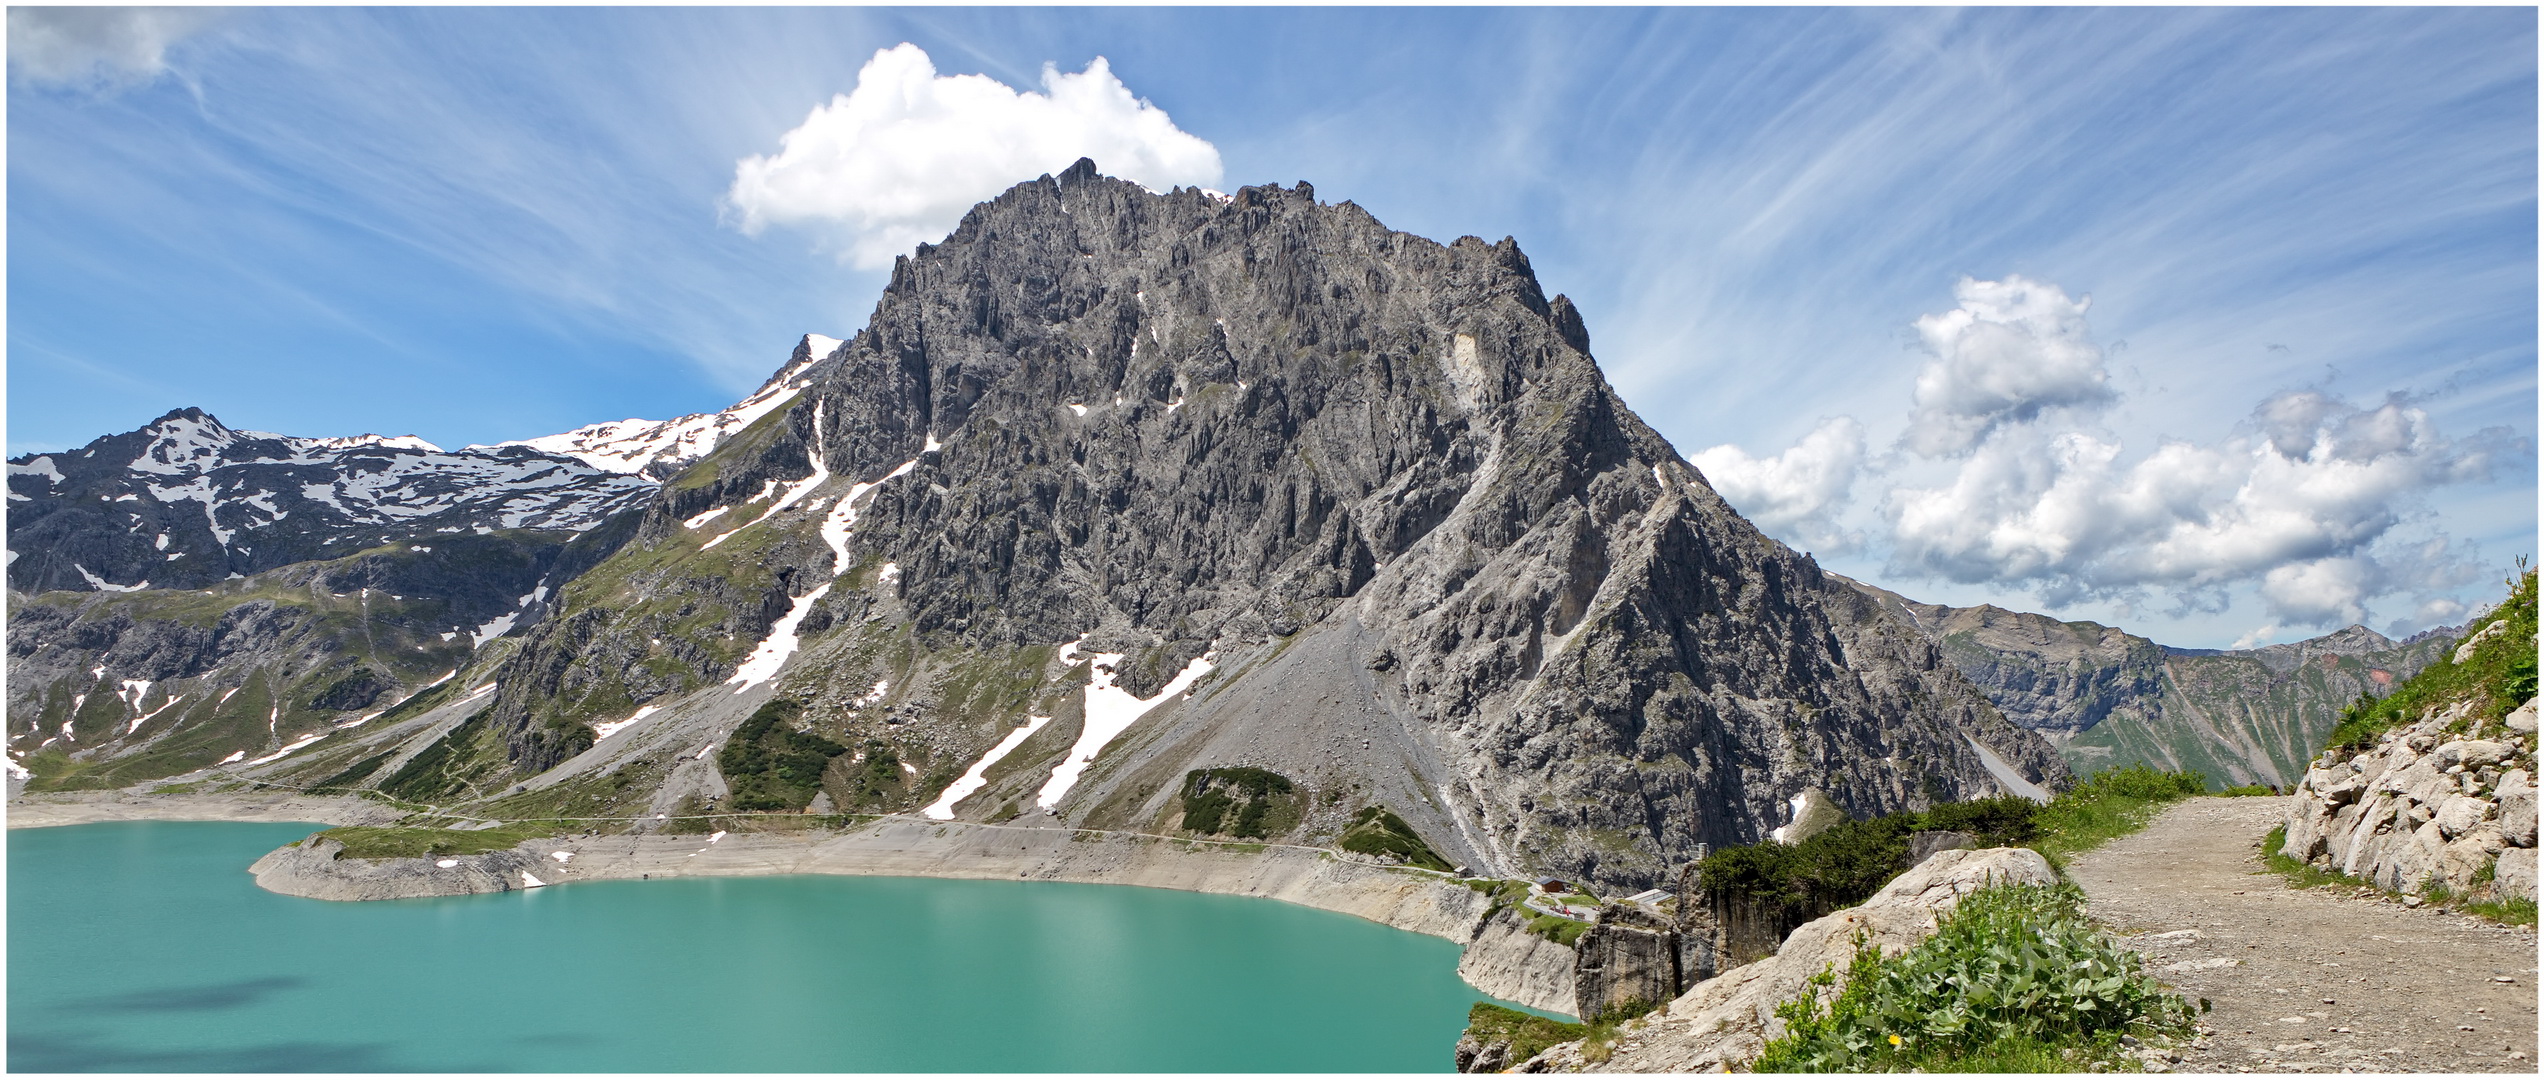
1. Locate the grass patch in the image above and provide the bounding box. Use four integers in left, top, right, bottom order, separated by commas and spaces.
2325, 567, 2536, 754
1524, 912, 1594, 947
2026, 765, 2207, 864
1753, 883, 2195, 1072
1463, 1002, 1586, 1064
311, 820, 563, 859
2217, 783, 2279, 797
1335, 804, 1452, 870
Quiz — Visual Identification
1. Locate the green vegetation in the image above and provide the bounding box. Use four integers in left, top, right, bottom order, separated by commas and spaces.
2025, 765, 2207, 864
311, 820, 563, 859
1335, 804, 1452, 870
1524, 911, 1594, 947
718, 699, 850, 812
1177, 767, 1300, 838
376, 714, 504, 803
1699, 766, 2204, 937
1753, 883, 2195, 1073
1462, 1003, 1586, 1064
1699, 794, 2042, 909
305, 752, 394, 795
2326, 567, 2536, 754
2217, 783, 2279, 797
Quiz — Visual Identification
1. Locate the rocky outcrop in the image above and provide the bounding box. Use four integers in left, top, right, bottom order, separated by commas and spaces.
2280, 699, 2539, 901
1572, 903, 1681, 1021
1458, 906, 1581, 1017
250, 834, 553, 901
1519, 847, 2058, 1072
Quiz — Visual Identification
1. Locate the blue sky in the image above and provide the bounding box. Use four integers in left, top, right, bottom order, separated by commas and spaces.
9, 6, 2534, 648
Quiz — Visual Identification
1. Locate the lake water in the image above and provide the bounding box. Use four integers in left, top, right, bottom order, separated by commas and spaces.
9, 821, 1521, 1072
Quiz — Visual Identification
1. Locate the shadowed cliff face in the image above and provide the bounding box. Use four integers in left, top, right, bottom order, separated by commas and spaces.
472, 161, 2068, 892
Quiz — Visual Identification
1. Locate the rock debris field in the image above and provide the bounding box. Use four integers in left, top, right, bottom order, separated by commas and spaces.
2070, 797, 2537, 1073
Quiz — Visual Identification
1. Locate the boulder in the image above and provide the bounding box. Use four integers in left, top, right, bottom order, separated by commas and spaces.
2431, 740, 2511, 771
2434, 794, 2493, 840
2494, 848, 2538, 902
1517, 847, 2057, 1073
2496, 770, 2536, 848
2506, 697, 2538, 735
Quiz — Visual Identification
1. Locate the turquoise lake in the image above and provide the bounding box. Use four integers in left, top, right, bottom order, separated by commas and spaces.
9, 821, 1521, 1072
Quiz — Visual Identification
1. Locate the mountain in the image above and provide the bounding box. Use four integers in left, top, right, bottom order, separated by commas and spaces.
5, 408, 653, 594
1845, 579, 2457, 789
482, 336, 842, 479
7, 161, 2070, 894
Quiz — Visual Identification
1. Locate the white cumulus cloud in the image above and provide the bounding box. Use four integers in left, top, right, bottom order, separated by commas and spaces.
1884, 386, 2508, 628
726, 43, 1223, 269
1691, 417, 1866, 554
6, 6, 223, 89
1904, 275, 2114, 457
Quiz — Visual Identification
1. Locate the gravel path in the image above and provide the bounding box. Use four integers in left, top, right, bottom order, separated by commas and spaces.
2068, 796, 2537, 1073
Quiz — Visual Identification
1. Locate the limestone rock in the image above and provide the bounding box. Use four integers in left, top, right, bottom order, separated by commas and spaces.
1520, 847, 2057, 1072
2494, 847, 2538, 902
2284, 702, 2535, 900
2506, 697, 2539, 735
1574, 903, 1681, 1021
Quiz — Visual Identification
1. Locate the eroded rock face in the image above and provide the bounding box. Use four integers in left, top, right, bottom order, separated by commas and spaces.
1521, 847, 2058, 1072
2280, 699, 2540, 901
1573, 904, 1681, 1021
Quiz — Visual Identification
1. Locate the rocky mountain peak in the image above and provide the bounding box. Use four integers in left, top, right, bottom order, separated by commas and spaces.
470, 164, 2069, 892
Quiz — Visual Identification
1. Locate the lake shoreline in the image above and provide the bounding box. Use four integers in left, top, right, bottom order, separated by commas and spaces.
8, 792, 1579, 1016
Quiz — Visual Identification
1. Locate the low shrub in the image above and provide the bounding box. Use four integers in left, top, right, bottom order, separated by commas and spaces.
1753, 883, 2195, 1072
1179, 766, 1296, 838
1335, 804, 1451, 870
718, 699, 848, 811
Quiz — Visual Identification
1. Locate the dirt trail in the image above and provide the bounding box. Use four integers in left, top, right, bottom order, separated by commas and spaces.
2068, 796, 2537, 1073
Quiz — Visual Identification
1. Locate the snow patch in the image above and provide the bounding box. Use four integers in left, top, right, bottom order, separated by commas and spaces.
591, 705, 660, 740
127, 694, 184, 734
876, 562, 901, 585
521, 871, 548, 888
1035, 648, 1218, 809
852, 679, 890, 708
218, 750, 245, 764
469, 610, 519, 649
818, 459, 916, 574
727, 583, 832, 692
245, 733, 326, 765
922, 714, 1053, 820
1066, 404, 1088, 417
550, 850, 575, 863
73, 564, 149, 592
10, 455, 63, 483
436, 859, 460, 868
683, 506, 731, 529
